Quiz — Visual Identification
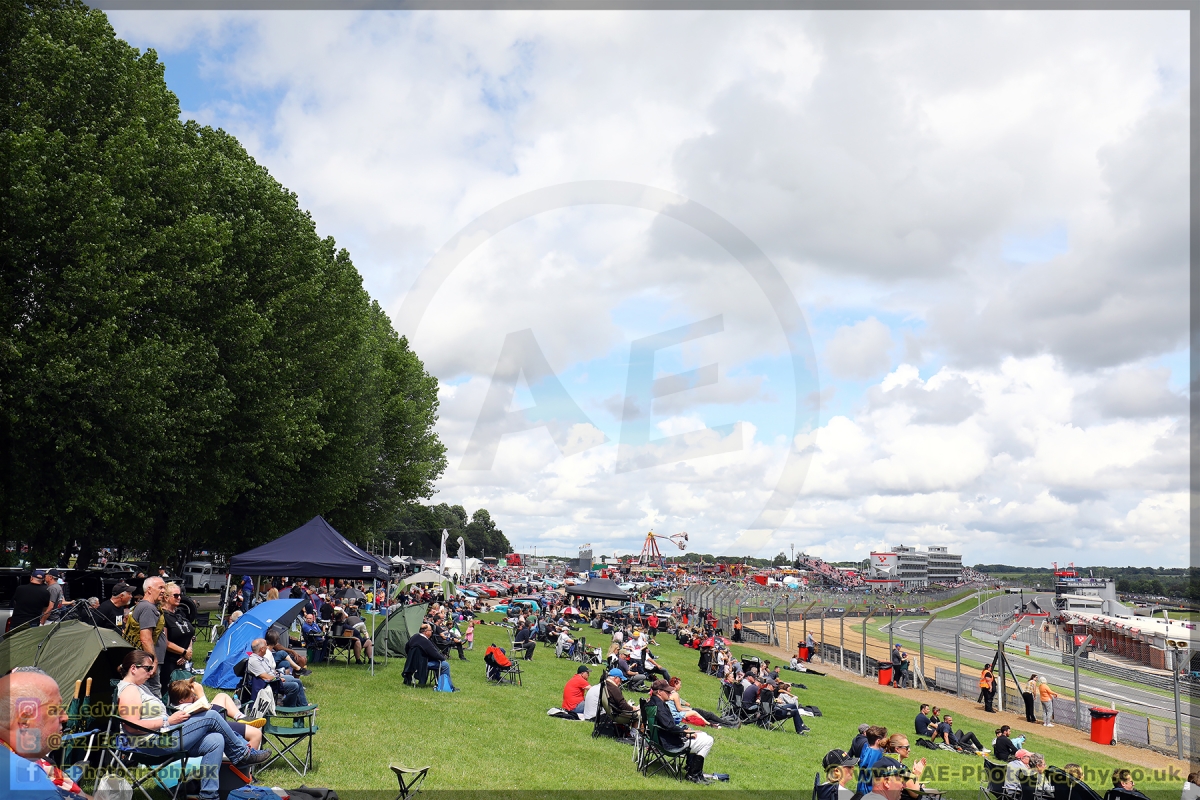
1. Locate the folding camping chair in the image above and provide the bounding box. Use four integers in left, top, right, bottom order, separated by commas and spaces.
262, 704, 319, 777
97, 684, 191, 800
813, 771, 840, 800
329, 632, 358, 664
390, 764, 430, 800
716, 682, 736, 715
193, 612, 212, 642
979, 759, 1013, 800
756, 697, 789, 732
592, 690, 619, 740
482, 652, 520, 690
639, 698, 687, 780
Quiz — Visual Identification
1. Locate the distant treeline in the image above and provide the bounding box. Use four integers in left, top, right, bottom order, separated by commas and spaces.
974, 565, 1199, 602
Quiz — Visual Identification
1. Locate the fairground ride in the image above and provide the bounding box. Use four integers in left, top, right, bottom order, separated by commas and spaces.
637, 530, 688, 567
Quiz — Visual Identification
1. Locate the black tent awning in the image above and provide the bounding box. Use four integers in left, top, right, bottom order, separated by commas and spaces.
565, 578, 629, 601
229, 516, 390, 580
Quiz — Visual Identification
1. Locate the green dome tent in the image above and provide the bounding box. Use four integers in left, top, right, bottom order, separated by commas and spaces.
0, 620, 132, 704
382, 603, 429, 658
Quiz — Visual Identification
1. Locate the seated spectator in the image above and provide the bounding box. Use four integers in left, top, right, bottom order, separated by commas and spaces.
332, 608, 375, 663
649, 680, 715, 784
665, 676, 724, 727
0, 667, 86, 800
914, 704, 935, 738
247, 638, 309, 707
116, 650, 268, 800
406, 623, 451, 685
265, 629, 310, 676
935, 714, 984, 753
757, 681, 810, 735
820, 748, 860, 800
513, 620, 536, 661
1003, 751, 1034, 795
882, 734, 928, 793
562, 665, 591, 714
1182, 773, 1200, 800
1106, 769, 1151, 800
603, 669, 639, 731
641, 650, 671, 682
864, 761, 912, 800
556, 628, 575, 658
993, 725, 1018, 762
301, 612, 330, 663
856, 726, 889, 796
167, 678, 264, 749
850, 723, 870, 757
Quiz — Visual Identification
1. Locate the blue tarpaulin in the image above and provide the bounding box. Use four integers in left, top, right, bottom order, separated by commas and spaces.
202, 599, 305, 689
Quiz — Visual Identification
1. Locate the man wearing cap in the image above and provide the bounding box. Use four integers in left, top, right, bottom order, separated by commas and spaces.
603, 669, 639, 730
863, 762, 910, 800
562, 665, 591, 714
650, 679, 714, 784
849, 723, 870, 757
820, 749, 861, 800
8, 571, 53, 631
44, 571, 65, 611
96, 582, 134, 628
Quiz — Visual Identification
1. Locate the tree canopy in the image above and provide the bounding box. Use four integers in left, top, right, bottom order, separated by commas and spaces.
385, 503, 512, 559
0, 0, 447, 565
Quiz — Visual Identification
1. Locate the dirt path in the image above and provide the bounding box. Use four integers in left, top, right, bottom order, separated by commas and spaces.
739, 629, 1192, 776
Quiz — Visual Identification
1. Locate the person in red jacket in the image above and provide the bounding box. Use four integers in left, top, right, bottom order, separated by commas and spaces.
562, 665, 591, 713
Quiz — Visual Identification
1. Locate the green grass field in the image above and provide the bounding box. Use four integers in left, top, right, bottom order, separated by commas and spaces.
191, 613, 1183, 795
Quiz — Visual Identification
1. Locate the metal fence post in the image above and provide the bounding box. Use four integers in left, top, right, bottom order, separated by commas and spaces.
839, 607, 849, 670
1171, 645, 1185, 760
1074, 635, 1093, 729
820, 608, 826, 662
784, 596, 791, 651
919, 614, 934, 680
862, 606, 874, 677
955, 612, 974, 698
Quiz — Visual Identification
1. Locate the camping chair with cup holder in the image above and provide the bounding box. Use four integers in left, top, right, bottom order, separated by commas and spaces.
979, 759, 1013, 800
261, 704, 319, 777
390, 764, 430, 800
97, 686, 192, 800
639, 698, 687, 780
730, 687, 764, 726
328, 630, 358, 664
192, 612, 212, 642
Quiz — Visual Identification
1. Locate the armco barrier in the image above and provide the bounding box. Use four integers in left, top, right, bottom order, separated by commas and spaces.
1059, 653, 1199, 697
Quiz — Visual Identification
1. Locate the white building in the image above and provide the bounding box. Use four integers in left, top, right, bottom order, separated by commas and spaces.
925, 546, 963, 584
867, 544, 963, 589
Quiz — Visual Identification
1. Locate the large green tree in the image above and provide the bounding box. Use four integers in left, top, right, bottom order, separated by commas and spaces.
0, 0, 446, 565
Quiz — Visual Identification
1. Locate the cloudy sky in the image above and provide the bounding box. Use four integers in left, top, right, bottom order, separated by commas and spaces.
107, 10, 1189, 567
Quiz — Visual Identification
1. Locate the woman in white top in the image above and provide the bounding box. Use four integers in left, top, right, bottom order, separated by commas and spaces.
116, 650, 269, 800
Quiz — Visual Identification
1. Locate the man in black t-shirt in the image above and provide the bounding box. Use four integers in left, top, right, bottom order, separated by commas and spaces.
95, 582, 134, 628
8, 570, 53, 631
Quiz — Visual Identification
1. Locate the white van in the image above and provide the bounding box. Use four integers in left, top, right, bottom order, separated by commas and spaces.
182, 561, 227, 592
